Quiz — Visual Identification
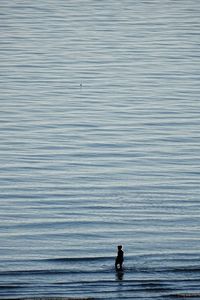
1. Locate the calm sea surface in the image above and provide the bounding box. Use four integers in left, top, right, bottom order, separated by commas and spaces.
1, 0, 200, 299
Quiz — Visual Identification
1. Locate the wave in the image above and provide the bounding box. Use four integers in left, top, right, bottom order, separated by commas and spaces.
0, 270, 67, 276
1, 264, 200, 278
0, 268, 114, 277
1, 279, 199, 300
44, 256, 112, 262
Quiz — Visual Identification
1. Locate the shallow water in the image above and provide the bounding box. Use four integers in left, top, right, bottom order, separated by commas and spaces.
0, 0, 200, 299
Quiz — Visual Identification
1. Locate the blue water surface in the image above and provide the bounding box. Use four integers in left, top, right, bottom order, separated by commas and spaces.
0, 0, 200, 299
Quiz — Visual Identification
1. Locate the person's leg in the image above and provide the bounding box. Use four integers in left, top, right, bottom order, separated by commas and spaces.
115, 259, 118, 270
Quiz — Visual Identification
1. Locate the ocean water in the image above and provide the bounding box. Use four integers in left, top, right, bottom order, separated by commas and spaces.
0, 0, 200, 299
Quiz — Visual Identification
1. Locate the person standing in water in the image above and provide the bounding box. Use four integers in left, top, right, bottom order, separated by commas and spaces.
115, 245, 124, 271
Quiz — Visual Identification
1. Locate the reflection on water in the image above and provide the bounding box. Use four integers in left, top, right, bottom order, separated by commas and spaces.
116, 270, 124, 281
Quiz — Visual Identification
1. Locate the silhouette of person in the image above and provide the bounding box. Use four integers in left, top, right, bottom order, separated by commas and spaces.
115, 245, 124, 271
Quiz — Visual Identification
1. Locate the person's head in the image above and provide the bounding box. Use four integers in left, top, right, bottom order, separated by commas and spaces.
118, 245, 122, 250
